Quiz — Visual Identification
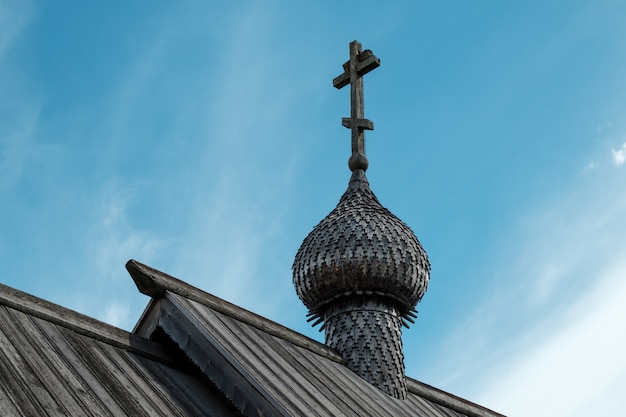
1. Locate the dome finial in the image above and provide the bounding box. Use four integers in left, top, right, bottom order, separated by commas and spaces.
332, 40, 380, 172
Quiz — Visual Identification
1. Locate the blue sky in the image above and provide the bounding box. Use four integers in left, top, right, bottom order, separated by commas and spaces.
2, 1, 626, 415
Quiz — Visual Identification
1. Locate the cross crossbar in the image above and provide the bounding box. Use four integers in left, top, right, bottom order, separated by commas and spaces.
333, 50, 380, 89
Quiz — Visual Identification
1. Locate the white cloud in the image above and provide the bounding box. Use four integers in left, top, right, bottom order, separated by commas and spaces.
102, 302, 131, 329
476, 256, 626, 416
87, 180, 163, 278
611, 143, 626, 166
430, 160, 626, 416
582, 162, 595, 173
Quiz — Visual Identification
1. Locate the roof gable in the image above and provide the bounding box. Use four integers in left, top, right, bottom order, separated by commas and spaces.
128, 260, 504, 417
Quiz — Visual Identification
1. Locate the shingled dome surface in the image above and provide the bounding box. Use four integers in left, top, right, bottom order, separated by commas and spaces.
293, 170, 430, 316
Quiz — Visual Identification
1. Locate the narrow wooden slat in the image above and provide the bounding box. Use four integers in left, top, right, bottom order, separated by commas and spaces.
132, 355, 233, 417
202, 307, 321, 416
0, 307, 63, 415
265, 336, 364, 416
58, 328, 154, 417
10, 310, 103, 417
275, 336, 410, 417
0, 328, 42, 417
98, 342, 187, 417
41, 320, 128, 416
214, 312, 338, 416
158, 293, 291, 417
332, 50, 380, 89
291, 340, 412, 417
0, 386, 22, 417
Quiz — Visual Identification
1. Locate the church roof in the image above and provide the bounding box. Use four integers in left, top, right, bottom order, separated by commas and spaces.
0, 259, 505, 417
0, 280, 233, 416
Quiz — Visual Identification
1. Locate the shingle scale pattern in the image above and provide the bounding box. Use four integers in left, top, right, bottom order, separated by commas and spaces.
292, 169, 430, 398
324, 296, 407, 398
293, 170, 430, 318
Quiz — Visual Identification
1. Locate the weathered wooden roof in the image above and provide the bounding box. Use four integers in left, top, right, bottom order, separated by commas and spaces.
0, 260, 504, 416
128, 260, 505, 417
0, 282, 235, 416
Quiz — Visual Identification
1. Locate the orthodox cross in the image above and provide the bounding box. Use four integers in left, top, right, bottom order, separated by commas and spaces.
333, 40, 380, 172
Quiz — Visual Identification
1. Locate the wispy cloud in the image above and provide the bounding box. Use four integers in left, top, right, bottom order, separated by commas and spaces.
582, 162, 595, 173
0, 0, 39, 191
0, 0, 32, 61
476, 255, 626, 416
429, 154, 626, 416
86, 179, 164, 278
102, 301, 131, 329
611, 142, 626, 166
153, 3, 302, 320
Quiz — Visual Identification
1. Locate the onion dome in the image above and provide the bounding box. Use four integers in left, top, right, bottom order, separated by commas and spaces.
292, 169, 430, 325
292, 40, 431, 398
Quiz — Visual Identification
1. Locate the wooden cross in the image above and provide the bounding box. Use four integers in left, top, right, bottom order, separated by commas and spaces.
333, 40, 380, 172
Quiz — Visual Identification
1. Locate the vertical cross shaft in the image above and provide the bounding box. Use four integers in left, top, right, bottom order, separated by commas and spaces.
333, 40, 380, 172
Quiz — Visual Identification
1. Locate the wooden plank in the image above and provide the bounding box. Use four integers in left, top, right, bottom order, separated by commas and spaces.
332, 50, 380, 89
38, 317, 130, 416
97, 342, 187, 417
267, 336, 384, 417
132, 355, 234, 417
57, 327, 153, 417
216, 312, 344, 417
293, 343, 412, 417
332, 71, 351, 89
0, 384, 23, 417
342, 117, 374, 130
194, 305, 314, 416
0, 307, 65, 415
0, 320, 44, 416
355, 53, 380, 77
10, 309, 105, 417
157, 293, 291, 417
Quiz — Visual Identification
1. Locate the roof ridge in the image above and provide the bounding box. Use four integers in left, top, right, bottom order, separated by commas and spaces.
406, 378, 505, 417
0, 282, 176, 365
126, 259, 345, 364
